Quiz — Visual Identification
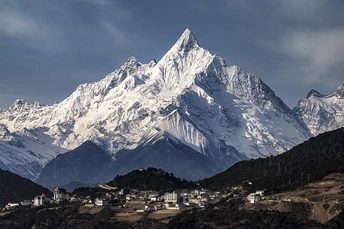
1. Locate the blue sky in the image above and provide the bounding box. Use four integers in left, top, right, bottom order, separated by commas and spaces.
0, 0, 343, 108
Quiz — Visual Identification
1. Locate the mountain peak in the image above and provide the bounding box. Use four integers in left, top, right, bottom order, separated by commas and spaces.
13, 98, 27, 105
116, 56, 143, 77
8, 99, 29, 111
9, 99, 44, 111
307, 89, 324, 99
335, 83, 344, 97
121, 56, 141, 68
172, 28, 200, 52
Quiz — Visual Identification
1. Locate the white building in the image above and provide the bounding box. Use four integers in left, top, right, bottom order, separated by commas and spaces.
164, 203, 185, 210
34, 194, 48, 206
144, 205, 154, 211
53, 187, 69, 202
94, 198, 111, 206
192, 189, 200, 195
20, 200, 32, 206
247, 193, 261, 203
151, 196, 163, 202
5, 203, 19, 210
164, 191, 180, 203
70, 196, 82, 203
255, 190, 264, 196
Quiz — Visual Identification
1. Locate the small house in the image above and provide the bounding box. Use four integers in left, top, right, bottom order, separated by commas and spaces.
247, 193, 261, 203
53, 187, 69, 202
34, 194, 48, 206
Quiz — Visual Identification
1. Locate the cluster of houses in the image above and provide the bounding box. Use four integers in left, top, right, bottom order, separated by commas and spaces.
110, 187, 223, 211
2, 186, 217, 212
2, 183, 268, 213
2, 187, 70, 211
87, 185, 267, 208
52, 185, 224, 212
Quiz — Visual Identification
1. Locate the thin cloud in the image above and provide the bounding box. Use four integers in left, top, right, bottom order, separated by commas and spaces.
0, 1, 132, 53
221, 0, 344, 86
90, 1, 132, 47
83, 0, 132, 20
0, 7, 56, 45
272, 27, 344, 85
100, 21, 128, 46
0, 4, 61, 53
0, 8, 39, 37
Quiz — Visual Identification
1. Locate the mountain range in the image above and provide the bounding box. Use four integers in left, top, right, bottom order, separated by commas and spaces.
0, 29, 343, 186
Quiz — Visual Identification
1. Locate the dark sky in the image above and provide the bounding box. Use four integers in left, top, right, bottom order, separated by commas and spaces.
1, 0, 343, 108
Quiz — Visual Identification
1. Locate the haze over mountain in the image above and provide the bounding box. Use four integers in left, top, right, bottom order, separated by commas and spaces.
0, 29, 343, 185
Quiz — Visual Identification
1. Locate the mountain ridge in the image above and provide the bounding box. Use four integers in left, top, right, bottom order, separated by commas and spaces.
0, 29, 342, 183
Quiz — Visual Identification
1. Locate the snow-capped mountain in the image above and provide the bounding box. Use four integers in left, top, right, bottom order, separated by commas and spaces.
0, 29, 315, 182
294, 84, 344, 136
0, 122, 63, 179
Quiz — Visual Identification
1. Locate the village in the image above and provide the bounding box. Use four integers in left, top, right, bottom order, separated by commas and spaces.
1, 182, 268, 214
2, 172, 344, 225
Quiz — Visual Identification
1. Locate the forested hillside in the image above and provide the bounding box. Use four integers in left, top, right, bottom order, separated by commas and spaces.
107, 167, 197, 191
201, 128, 344, 193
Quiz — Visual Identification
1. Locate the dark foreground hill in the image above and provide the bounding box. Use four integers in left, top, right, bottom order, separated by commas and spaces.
0, 169, 52, 207
71, 167, 196, 198
107, 167, 197, 191
201, 127, 344, 193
